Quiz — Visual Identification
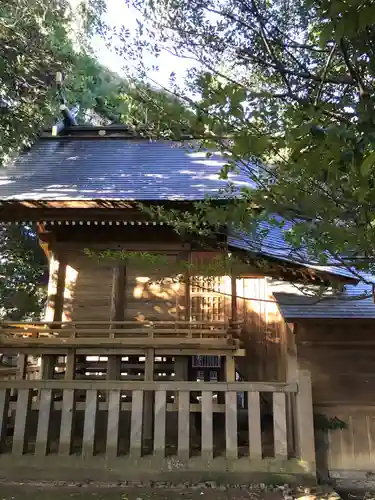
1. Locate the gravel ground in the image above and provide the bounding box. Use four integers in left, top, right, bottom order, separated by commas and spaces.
0, 482, 339, 500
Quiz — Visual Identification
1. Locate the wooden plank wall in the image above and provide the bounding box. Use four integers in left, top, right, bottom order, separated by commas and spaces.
126, 254, 184, 321
236, 278, 287, 382
316, 405, 375, 472
296, 322, 375, 404
62, 251, 112, 321
296, 321, 375, 474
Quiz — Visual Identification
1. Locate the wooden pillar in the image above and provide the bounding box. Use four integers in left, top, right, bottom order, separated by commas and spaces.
65, 350, 76, 380
225, 355, 236, 382
109, 264, 126, 380
231, 274, 238, 323
143, 348, 154, 447
40, 355, 56, 380
283, 322, 298, 455
284, 322, 298, 382
107, 356, 121, 380
296, 370, 316, 477
16, 354, 27, 380
53, 254, 67, 322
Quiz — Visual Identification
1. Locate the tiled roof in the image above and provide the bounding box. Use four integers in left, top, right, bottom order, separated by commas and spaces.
0, 138, 254, 201
227, 215, 357, 279
271, 278, 375, 319
2, 134, 373, 320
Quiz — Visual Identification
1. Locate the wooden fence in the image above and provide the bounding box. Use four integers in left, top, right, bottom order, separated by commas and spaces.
0, 373, 315, 474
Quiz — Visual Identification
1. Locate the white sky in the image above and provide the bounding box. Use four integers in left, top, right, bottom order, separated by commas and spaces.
92, 0, 193, 88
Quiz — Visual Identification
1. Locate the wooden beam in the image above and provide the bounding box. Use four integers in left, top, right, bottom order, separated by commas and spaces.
0, 379, 298, 392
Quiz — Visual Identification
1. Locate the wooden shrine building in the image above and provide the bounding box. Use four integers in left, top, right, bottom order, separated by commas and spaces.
0, 124, 374, 486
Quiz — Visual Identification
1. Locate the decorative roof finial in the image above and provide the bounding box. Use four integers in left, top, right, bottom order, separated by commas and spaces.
51, 72, 80, 136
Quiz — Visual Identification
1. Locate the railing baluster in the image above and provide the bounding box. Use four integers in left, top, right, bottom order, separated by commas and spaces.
12, 388, 31, 455
273, 392, 287, 458
201, 391, 213, 461
82, 389, 98, 458
35, 388, 53, 456
248, 391, 262, 459
106, 389, 120, 459
59, 389, 75, 456
153, 390, 166, 459
178, 390, 189, 460
0, 389, 10, 451
225, 391, 237, 460
130, 390, 143, 457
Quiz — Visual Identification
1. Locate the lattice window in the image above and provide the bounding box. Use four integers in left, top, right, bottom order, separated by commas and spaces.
190, 276, 229, 322
192, 355, 221, 368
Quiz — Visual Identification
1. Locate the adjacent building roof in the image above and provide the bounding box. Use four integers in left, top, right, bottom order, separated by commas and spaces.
272, 281, 375, 319
227, 216, 357, 280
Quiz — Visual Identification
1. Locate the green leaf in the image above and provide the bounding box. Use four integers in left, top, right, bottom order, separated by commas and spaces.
360, 152, 375, 176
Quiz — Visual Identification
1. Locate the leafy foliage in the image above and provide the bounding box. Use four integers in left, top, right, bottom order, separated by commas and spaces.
123, 0, 375, 278
0, 0, 195, 319
0, 225, 47, 320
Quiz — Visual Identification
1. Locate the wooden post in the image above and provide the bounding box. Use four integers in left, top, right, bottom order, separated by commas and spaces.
248, 391, 262, 459
16, 354, 27, 380
0, 389, 10, 451
183, 251, 191, 321
296, 370, 316, 475
225, 355, 236, 382
273, 392, 288, 458
59, 389, 75, 456
82, 389, 98, 458
143, 348, 154, 448
35, 388, 53, 456
130, 390, 143, 457
110, 264, 126, 325
225, 391, 238, 460
65, 350, 76, 380
283, 322, 298, 455
106, 389, 120, 459
231, 274, 238, 323
154, 390, 167, 459
201, 391, 213, 461
109, 264, 126, 380
13, 389, 31, 455
40, 355, 56, 380
107, 356, 121, 380
53, 254, 67, 322
178, 390, 190, 460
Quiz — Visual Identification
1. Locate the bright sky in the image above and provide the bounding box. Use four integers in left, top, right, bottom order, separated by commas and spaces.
92, 0, 193, 88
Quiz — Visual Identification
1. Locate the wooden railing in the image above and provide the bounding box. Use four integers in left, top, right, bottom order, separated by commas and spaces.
0, 321, 242, 350
0, 373, 315, 474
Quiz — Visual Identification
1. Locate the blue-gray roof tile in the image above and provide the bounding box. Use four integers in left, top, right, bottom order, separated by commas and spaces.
271, 278, 375, 319
0, 139, 254, 201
